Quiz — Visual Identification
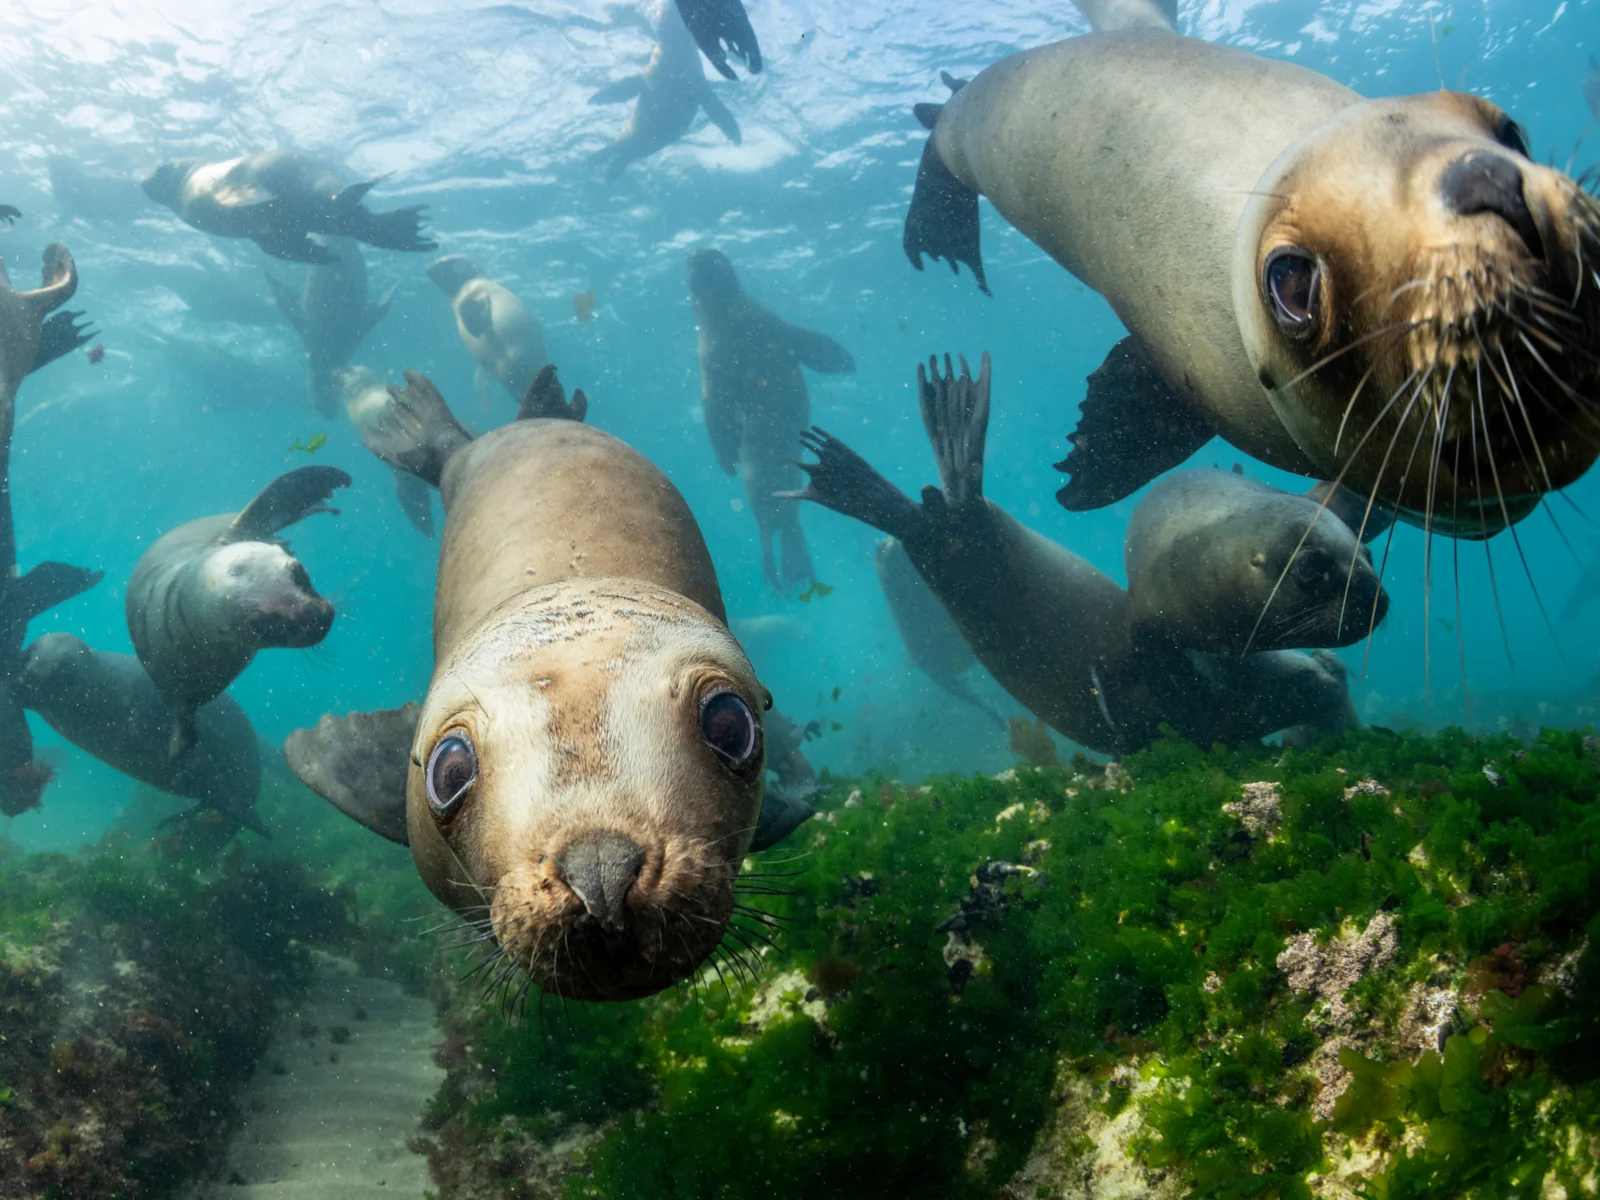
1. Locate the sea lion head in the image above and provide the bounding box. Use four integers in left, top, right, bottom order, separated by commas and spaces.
406, 576, 768, 1002
687, 248, 742, 312
426, 254, 484, 299
1235, 92, 1600, 537
203, 541, 335, 650
140, 159, 200, 207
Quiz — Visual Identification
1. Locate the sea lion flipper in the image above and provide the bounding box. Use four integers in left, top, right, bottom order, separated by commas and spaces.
904, 135, 988, 295
18, 244, 78, 322
8, 561, 102, 623
517, 364, 588, 423
0, 205, 20, 226
1053, 337, 1213, 511
919, 351, 991, 506
750, 783, 815, 853
169, 710, 199, 761
366, 370, 474, 487
700, 89, 742, 146
362, 284, 399, 340
392, 469, 435, 538
28, 309, 95, 374
785, 427, 922, 542
784, 323, 854, 374
283, 704, 420, 846
227, 465, 354, 542
589, 75, 646, 105
675, 0, 762, 79
252, 227, 334, 265
265, 272, 308, 335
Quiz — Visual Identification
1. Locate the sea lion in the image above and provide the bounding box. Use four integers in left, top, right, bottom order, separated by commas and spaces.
426, 255, 548, 414
0, 245, 103, 816
126, 466, 349, 759
0, 206, 18, 226
674, 0, 761, 80
590, 2, 742, 182
688, 248, 855, 593
336, 366, 436, 537
283, 365, 813, 1001
874, 537, 1004, 729
785, 352, 1359, 755
904, 10, 1600, 537
142, 152, 436, 264
1124, 468, 1389, 656
15, 634, 264, 837
268, 235, 396, 417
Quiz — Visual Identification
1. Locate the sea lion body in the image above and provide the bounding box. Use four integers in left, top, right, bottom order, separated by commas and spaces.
1125, 469, 1387, 655
910, 23, 1600, 534
688, 249, 854, 592
269, 236, 395, 416
426, 255, 548, 411
16, 634, 263, 834
591, 3, 741, 181
141, 151, 436, 264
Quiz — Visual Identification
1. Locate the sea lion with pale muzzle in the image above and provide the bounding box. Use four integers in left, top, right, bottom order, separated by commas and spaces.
284, 365, 813, 1002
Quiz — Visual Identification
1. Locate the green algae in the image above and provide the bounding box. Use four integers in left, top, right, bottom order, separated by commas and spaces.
419, 728, 1600, 1199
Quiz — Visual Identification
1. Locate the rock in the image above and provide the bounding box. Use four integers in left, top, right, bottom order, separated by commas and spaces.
1223, 780, 1284, 839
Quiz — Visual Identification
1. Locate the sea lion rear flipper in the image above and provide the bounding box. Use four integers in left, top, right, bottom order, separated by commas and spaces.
1304, 480, 1396, 543
8, 561, 102, 624
784, 427, 923, 543
589, 75, 646, 105
700, 89, 742, 146
17, 244, 78, 323
28, 310, 95, 374
362, 370, 474, 488
252, 227, 335, 265
343, 202, 436, 255
361, 283, 398, 341
283, 704, 421, 846
750, 783, 815, 853
1053, 337, 1213, 511
919, 352, 991, 506
517, 364, 588, 423
675, 0, 762, 80
784, 323, 854, 374
392, 469, 435, 538
265, 272, 308, 336
226, 465, 354, 541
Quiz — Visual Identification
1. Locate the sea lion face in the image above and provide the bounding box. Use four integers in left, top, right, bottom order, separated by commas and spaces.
203, 541, 335, 649
1246, 508, 1387, 651
687, 248, 741, 312
1237, 92, 1600, 537
407, 580, 767, 1002
141, 160, 198, 207
426, 254, 483, 298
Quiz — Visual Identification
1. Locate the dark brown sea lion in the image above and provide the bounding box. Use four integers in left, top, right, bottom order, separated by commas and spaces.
284, 366, 812, 1002
688, 248, 854, 593
674, 0, 761, 80
142, 152, 436, 264
126, 466, 348, 759
268, 235, 396, 417
591, 2, 742, 182
16, 634, 264, 837
905, 9, 1600, 537
785, 353, 1359, 755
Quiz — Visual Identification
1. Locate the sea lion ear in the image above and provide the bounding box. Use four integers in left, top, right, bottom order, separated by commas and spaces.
227, 465, 353, 542
283, 704, 420, 845
749, 783, 815, 853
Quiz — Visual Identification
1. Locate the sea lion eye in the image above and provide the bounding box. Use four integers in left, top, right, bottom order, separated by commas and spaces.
699, 690, 760, 771
1290, 550, 1329, 585
1493, 114, 1530, 159
426, 733, 477, 820
1264, 248, 1321, 340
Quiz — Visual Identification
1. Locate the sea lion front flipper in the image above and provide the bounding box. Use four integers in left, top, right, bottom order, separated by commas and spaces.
589, 75, 646, 105
283, 704, 420, 845
265, 272, 308, 336
8, 561, 102, 624
367, 370, 475, 488
169, 708, 199, 761
252, 226, 335, 265
700, 88, 742, 146
226, 465, 354, 542
392, 469, 435, 538
28, 310, 95, 374
17, 244, 78, 324
1053, 337, 1213, 511
517, 364, 588, 423
784, 323, 854, 374
750, 783, 815, 853
904, 95, 987, 296
785, 427, 923, 543
919, 351, 991, 506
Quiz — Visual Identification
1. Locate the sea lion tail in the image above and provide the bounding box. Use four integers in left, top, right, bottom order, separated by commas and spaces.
904, 81, 987, 295
284, 704, 420, 846
783, 428, 922, 543
365, 370, 474, 489
517, 364, 588, 423
918, 351, 991, 507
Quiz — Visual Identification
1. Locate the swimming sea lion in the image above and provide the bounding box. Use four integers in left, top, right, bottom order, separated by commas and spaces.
268, 235, 396, 417
336, 366, 435, 537
126, 466, 349, 760
673, 0, 761, 80
284, 365, 813, 1001
0, 245, 103, 816
16, 634, 264, 837
591, 2, 742, 182
426, 255, 548, 413
874, 537, 1004, 729
904, 12, 1600, 536
688, 248, 854, 593
142, 152, 436, 264
0, 207, 18, 226
785, 352, 1358, 755
1124, 468, 1389, 656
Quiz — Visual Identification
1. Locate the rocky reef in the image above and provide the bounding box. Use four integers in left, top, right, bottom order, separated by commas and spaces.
419, 727, 1600, 1199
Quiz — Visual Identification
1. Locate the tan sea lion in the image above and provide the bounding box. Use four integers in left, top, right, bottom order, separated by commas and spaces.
267, 235, 396, 417
426, 255, 548, 414
1124, 468, 1389, 655
142, 151, 436, 264
904, 11, 1600, 537
673, 0, 761, 80
126, 466, 349, 759
283, 366, 813, 1002
590, 1, 742, 182
786, 353, 1359, 755
336, 366, 436, 537
688, 248, 854, 593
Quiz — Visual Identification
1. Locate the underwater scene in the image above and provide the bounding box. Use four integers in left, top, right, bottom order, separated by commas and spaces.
3, 0, 1600, 1194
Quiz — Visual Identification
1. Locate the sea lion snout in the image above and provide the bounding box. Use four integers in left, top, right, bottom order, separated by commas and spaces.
1439, 151, 1543, 261
554, 830, 647, 936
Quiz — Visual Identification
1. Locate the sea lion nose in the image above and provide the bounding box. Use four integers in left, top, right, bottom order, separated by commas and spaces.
555, 831, 645, 936
1440, 151, 1544, 259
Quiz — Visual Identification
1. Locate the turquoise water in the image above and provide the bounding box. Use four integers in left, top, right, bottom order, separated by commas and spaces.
0, 0, 1598, 853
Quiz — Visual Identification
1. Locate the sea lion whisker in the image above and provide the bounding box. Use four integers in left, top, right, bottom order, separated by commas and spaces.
1470, 364, 1516, 667
1494, 343, 1559, 492
1541, 497, 1583, 566
728, 921, 781, 954
1285, 319, 1422, 395
722, 923, 768, 962
1420, 377, 1456, 699
459, 944, 505, 984
1449, 435, 1471, 715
